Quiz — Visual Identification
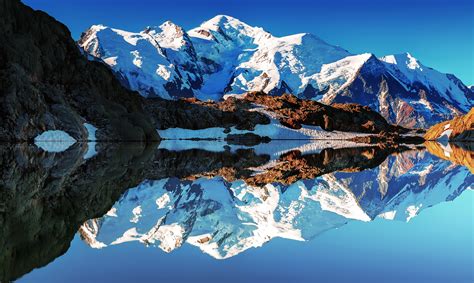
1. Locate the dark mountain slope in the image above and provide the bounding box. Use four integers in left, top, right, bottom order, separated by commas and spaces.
0, 0, 158, 141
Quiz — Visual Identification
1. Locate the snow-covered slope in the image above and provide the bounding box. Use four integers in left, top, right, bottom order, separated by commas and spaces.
188, 15, 351, 99
79, 148, 472, 259
319, 52, 473, 128
79, 15, 473, 127
79, 22, 201, 98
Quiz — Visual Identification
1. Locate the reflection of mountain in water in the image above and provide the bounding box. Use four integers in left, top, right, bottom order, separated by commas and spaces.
0, 143, 267, 282
80, 143, 473, 260
0, 141, 472, 281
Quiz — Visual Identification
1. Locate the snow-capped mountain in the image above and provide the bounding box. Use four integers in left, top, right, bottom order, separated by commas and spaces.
79, 147, 472, 259
79, 21, 201, 98
79, 15, 473, 127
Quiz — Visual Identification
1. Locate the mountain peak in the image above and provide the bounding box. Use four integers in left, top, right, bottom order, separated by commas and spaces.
381, 52, 422, 71
197, 14, 262, 36
142, 21, 190, 51
159, 20, 183, 31
143, 20, 185, 37
202, 15, 245, 28
189, 14, 269, 45
89, 24, 108, 31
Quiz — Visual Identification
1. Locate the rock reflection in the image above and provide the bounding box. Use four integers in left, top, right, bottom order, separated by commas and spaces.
0, 141, 472, 281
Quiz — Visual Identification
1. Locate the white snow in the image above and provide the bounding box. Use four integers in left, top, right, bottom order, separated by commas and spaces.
316, 53, 374, 102
405, 204, 422, 222
79, 23, 194, 99
83, 122, 97, 141
189, 16, 350, 99
158, 120, 371, 140
34, 130, 76, 153
83, 123, 98, 159
378, 210, 397, 220
380, 53, 471, 111
439, 142, 453, 157
158, 105, 373, 141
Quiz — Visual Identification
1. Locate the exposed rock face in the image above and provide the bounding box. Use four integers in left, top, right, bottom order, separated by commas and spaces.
424, 108, 474, 141
0, 0, 158, 141
321, 54, 473, 128
242, 92, 408, 134
144, 97, 270, 131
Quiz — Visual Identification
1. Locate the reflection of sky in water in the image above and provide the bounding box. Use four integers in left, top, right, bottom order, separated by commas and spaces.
21, 191, 473, 283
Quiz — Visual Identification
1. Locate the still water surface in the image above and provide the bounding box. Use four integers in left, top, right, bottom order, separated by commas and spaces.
1, 141, 472, 283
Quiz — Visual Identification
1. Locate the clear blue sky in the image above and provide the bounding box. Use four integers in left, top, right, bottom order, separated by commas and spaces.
23, 0, 473, 85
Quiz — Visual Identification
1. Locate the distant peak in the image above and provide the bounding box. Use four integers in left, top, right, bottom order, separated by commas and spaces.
160, 20, 180, 29
143, 20, 185, 37
88, 24, 108, 32
204, 15, 242, 25
381, 52, 422, 70
199, 14, 252, 31
358, 52, 377, 60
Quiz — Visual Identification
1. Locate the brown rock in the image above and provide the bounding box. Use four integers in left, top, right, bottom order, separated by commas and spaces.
424, 108, 474, 141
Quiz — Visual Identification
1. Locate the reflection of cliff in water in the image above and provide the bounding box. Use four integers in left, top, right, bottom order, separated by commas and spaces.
424, 141, 474, 173
0, 143, 268, 282
0, 142, 472, 281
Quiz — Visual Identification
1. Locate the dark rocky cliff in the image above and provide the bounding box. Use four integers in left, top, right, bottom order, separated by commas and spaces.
0, 0, 158, 141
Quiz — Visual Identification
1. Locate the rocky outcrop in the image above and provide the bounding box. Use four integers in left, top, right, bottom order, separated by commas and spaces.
0, 0, 159, 141
241, 92, 408, 134
144, 97, 270, 131
148, 92, 422, 142
424, 108, 474, 141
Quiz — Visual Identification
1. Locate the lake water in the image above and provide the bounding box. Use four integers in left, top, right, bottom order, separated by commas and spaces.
1, 141, 472, 283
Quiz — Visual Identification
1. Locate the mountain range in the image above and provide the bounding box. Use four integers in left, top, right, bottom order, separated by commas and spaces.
79, 15, 473, 128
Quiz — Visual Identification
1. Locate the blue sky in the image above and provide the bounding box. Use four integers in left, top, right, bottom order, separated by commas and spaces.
23, 0, 473, 85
